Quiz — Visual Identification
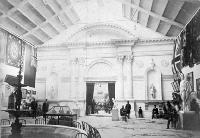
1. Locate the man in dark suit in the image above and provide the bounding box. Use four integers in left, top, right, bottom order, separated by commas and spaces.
152, 105, 159, 119
125, 101, 131, 119
42, 99, 49, 118
31, 98, 38, 118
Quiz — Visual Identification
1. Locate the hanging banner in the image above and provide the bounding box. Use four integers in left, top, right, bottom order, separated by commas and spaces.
24, 44, 37, 88
6, 34, 24, 68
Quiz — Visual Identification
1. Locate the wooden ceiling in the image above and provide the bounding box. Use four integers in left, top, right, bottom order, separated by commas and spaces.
0, 0, 79, 46
0, 0, 199, 46
120, 0, 200, 37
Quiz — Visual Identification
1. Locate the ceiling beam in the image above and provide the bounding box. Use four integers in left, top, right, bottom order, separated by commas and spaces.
144, 15, 149, 27
56, 0, 79, 23
28, 0, 52, 19
39, 0, 69, 33
0, 8, 30, 31
170, 0, 200, 2
27, 0, 61, 38
23, 9, 70, 38
151, 0, 169, 33
7, 0, 53, 41
3, 0, 28, 17
147, 16, 160, 31
0, 10, 45, 44
170, 1, 184, 20
143, 0, 153, 27
117, 0, 184, 28
7, 0, 41, 26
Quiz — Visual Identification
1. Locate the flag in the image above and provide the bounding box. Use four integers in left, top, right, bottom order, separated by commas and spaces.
24, 44, 37, 88
171, 35, 182, 82
171, 29, 186, 91
6, 34, 24, 68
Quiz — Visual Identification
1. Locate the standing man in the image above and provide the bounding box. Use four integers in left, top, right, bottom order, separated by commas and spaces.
31, 98, 38, 118
125, 101, 131, 119
138, 107, 143, 118
42, 99, 49, 118
152, 105, 159, 119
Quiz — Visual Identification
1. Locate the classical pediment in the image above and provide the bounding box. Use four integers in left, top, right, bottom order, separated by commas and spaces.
66, 23, 135, 42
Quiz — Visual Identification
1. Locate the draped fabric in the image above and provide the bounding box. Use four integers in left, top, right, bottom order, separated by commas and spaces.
0, 29, 7, 63
6, 33, 24, 68
172, 9, 200, 80
108, 83, 115, 100
86, 83, 94, 115
24, 44, 37, 87
185, 9, 200, 66
171, 30, 186, 92
172, 37, 182, 82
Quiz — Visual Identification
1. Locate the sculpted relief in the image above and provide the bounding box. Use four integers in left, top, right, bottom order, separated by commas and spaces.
46, 72, 58, 100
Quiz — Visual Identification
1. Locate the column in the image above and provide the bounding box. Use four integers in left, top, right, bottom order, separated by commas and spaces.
125, 55, 134, 99
78, 57, 86, 99
70, 58, 78, 99
117, 55, 125, 99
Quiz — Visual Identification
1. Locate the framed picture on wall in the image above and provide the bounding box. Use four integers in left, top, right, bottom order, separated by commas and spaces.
26, 90, 31, 95
187, 72, 194, 91
21, 89, 27, 99
196, 78, 200, 99
32, 90, 36, 95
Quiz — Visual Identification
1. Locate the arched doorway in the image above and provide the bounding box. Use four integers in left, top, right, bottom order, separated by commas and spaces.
85, 59, 116, 115
86, 82, 115, 115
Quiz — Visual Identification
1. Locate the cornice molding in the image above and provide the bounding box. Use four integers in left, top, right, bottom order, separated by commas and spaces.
38, 37, 175, 48
138, 37, 175, 43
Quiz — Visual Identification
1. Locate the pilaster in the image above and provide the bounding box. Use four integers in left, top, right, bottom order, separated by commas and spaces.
116, 55, 125, 99
124, 54, 134, 99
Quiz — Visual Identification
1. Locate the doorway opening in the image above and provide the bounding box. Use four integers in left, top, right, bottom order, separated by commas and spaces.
86, 82, 115, 115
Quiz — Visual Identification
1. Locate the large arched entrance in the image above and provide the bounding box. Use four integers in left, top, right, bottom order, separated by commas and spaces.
85, 59, 116, 115
86, 81, 115, 115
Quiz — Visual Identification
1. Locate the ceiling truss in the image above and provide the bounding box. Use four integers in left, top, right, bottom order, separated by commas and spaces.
0, 0, 80, 45
119, 0, 200, 36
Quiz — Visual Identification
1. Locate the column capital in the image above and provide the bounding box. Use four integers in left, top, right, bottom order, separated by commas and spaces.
125, 55, 134, 63
71, 57, 79, 65
71, 57, 86, 65
78, 57, 86, 66
117, 55, 125, 63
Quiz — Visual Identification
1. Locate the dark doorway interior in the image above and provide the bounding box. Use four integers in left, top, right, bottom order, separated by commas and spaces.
108, 83, 115, 100
86, 83, 94, 115
86, 82, 115, 115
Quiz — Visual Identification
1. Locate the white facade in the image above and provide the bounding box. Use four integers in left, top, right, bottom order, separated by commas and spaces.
35, 24, 174, 116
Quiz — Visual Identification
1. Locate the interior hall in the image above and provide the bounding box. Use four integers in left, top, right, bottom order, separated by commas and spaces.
1, 0, 200, 138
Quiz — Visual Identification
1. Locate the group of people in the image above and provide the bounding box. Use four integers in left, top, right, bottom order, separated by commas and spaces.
8, 94, 50, 118
150, 102, 179, 129
120, 101, 131, 121
30, 98, 49, 118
